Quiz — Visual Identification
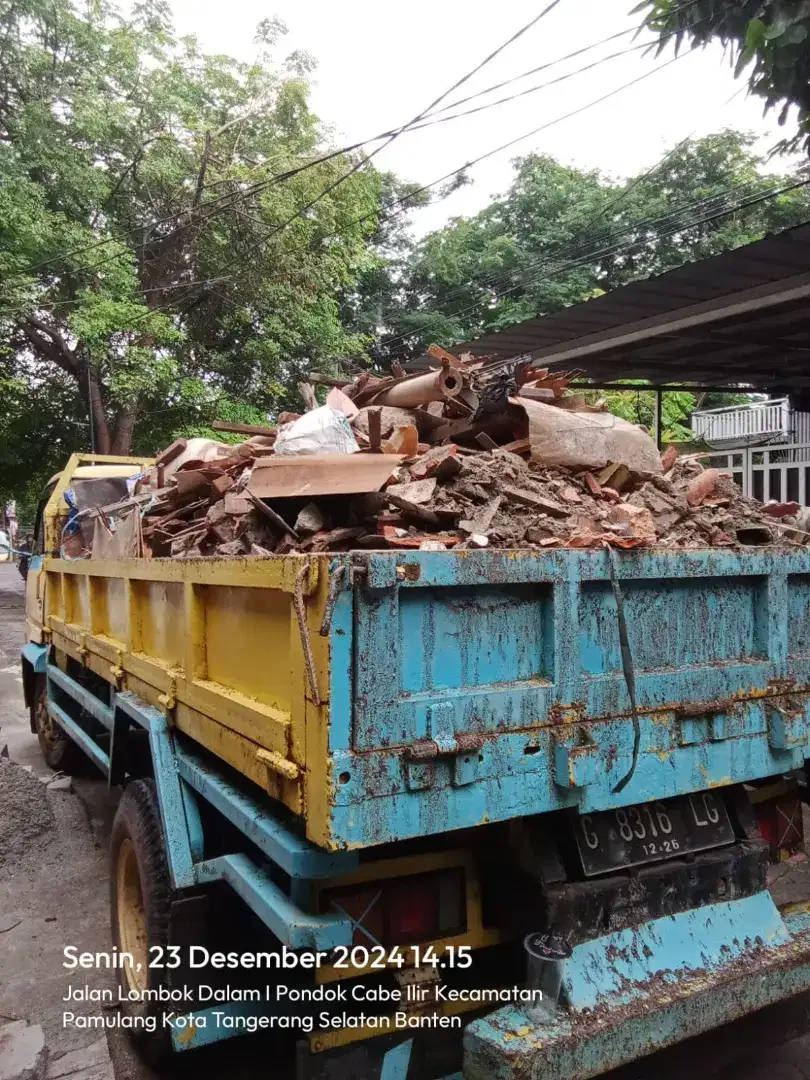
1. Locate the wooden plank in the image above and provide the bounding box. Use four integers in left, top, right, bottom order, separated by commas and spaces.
155, 438, 187, 467
367, 407, 382, 453
248, 454, 403, 499
212, 420, 277, 436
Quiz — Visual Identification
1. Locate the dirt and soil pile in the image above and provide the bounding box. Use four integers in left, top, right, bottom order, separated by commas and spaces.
0, 761, 54, 869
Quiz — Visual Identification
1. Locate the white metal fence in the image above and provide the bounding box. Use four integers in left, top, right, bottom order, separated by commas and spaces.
692, 399, 810, 449
692, 399, 791, 446
705, 443, 810, 505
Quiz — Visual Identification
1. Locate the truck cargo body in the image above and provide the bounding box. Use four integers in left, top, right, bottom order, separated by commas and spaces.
20, 455, 810, 1080
33, 546, 810, 847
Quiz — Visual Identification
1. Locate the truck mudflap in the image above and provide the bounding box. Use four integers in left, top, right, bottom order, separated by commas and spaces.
463, 892, 810, 1080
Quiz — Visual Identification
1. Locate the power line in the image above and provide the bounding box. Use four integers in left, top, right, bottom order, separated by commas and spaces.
378, 174, 810, 355
344, 52, 687, 235
17, 162, 797, 337
420, 0, 700, 120
413, 83, 751, 312
3, 3, 564, 307
20, 2, 695, 297
179, 50, 691, 319
501, 169, 810, 302
401, 172, 777, 316
0, 273, 237, 319
199, 1, 567, 289
367, 83, 786, 349
5, 4, 683, 294
1, 5, 712, 338
423, 30, 638, 119
147, 51, 688, 328
8, 69, 779, 336
510, 176, 810, 316
407, 28, 701, 132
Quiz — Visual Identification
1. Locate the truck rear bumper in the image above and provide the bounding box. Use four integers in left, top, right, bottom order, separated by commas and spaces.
464, 893, 810, 1080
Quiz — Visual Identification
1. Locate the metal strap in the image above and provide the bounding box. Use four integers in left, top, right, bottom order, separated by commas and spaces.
603, 543, 640, 794
320, 563, 347, 637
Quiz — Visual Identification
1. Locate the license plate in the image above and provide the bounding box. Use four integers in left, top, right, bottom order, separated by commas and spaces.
574, 792, 735, 876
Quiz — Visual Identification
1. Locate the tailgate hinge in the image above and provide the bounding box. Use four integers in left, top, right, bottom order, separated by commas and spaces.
554, 727, 599, 789
402, 704, 483, 790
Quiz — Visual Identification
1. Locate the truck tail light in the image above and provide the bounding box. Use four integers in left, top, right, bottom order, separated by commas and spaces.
324, 868, 466, 948
754, 797, 804, 859
386, 875, 440, 944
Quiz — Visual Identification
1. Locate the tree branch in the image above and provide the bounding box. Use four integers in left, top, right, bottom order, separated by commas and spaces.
21, 316, 77, 374
192, 131, 212, 210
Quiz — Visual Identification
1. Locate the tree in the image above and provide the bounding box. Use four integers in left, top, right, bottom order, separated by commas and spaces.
377, 130, 810, 359
0, 0, 390, 469
383, 155, 614, 360
640, 1, 810, 153
0, 370, 88, 520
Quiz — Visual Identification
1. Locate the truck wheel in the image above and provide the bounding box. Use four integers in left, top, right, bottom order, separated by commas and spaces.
33, 675, 83, 774
110, 779, 172, 1064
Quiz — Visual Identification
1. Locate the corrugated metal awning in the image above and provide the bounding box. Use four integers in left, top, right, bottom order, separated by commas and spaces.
447, 223, 810, 389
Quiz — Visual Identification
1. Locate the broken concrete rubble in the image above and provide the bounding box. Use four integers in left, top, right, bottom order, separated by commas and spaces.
73, 345, 810, 560
142, 439, 810, 555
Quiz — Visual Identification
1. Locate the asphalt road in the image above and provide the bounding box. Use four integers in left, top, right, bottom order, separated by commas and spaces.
1, 561, 808, 1080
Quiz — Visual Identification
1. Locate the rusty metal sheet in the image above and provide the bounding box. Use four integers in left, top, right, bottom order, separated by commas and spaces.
247, 454, 404, 499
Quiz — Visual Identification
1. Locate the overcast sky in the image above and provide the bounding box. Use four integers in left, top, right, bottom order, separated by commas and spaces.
167, 0, 801, 235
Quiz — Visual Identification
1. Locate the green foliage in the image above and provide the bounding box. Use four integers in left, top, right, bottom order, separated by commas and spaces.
0, 0, 396, 503
587, 387, 696, 442
0, 367, 89, 517
581, 385, 754, 443
374, 131, 810, 362
641, 1, 810, 153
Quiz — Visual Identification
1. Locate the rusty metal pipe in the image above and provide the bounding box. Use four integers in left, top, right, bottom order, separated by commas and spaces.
368, 367, 464, 408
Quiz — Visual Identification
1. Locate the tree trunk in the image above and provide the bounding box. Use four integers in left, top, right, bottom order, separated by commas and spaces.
87, 369, 111, 453
110, 405, 139, 455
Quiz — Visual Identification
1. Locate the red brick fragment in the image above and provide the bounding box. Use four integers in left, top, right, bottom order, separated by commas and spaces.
762, 501, 801, 518
660, 444, 679, 472
686, 468, 720, 507
583, 472, 602, 497
409, 444, 460, 481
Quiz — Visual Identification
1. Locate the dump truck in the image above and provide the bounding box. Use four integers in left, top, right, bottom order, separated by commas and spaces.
19, 453, 810, 1080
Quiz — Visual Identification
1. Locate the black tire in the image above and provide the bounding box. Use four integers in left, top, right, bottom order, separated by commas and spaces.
110, 779, 173, 1064
32, 674, 84, 774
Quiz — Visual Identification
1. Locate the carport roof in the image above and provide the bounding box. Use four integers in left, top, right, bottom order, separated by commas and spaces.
448, 223, 810, 389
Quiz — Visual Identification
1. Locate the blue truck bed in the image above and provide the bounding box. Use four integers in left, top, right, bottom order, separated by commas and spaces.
330, 547, 810, 848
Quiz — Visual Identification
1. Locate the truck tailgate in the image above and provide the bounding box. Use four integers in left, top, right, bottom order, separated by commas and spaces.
325, 548, 810, 848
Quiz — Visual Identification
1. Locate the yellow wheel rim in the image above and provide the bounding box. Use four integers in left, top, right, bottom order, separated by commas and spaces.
116, 839, 148, 994
35, 697, 56, 745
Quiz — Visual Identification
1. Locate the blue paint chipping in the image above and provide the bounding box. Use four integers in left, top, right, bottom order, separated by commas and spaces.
328, 549, 810, 848
464, 901, 810, 1080
565, 892, 790, 1010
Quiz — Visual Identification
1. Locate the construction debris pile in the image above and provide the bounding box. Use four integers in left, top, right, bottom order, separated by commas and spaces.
80, 348, 810, 559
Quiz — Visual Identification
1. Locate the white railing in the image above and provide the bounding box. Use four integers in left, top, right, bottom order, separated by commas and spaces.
692, 398, 791, 447
705, 442, 810, 505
